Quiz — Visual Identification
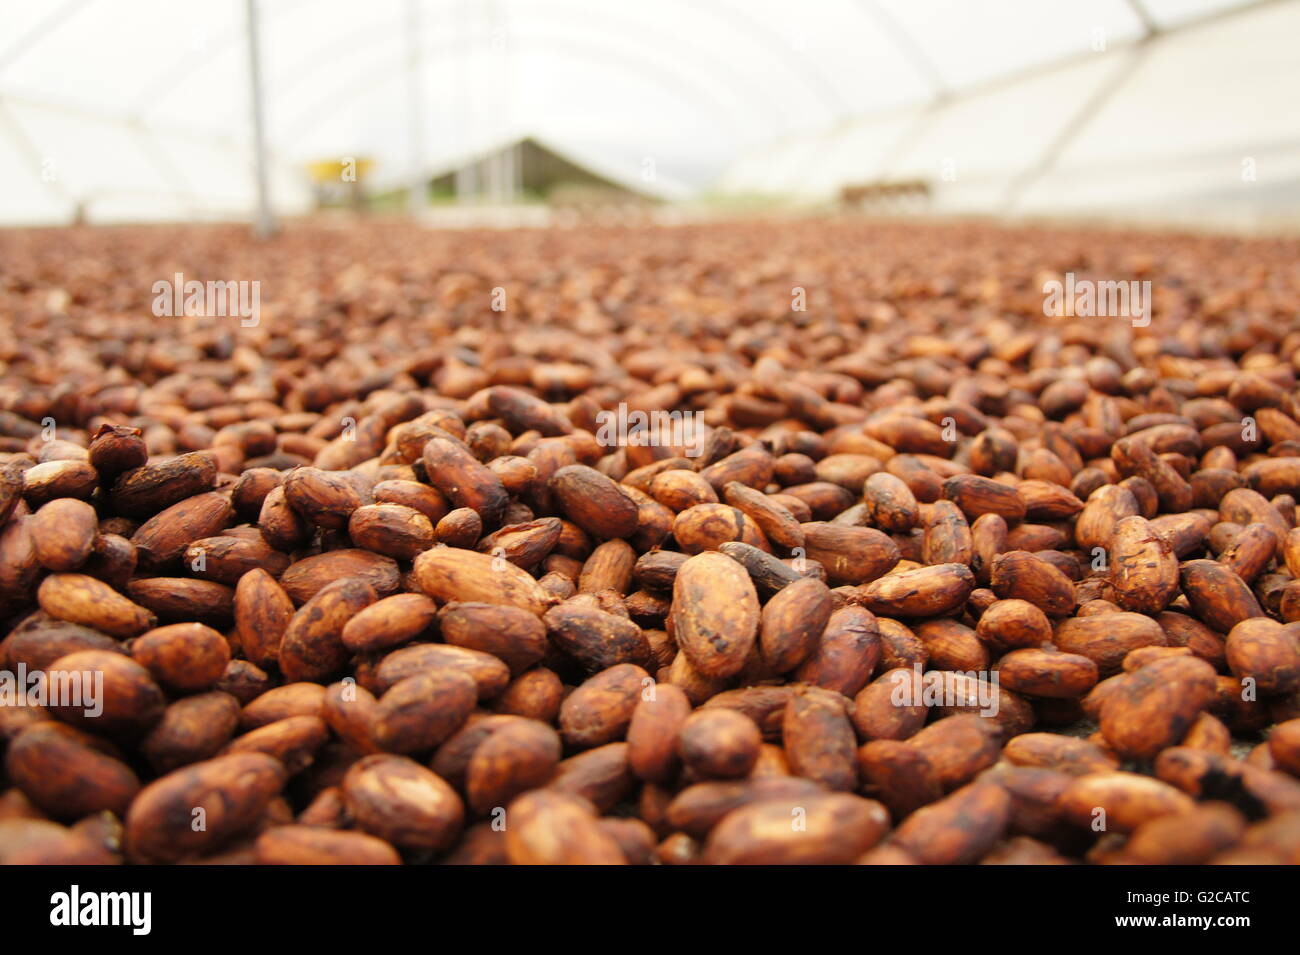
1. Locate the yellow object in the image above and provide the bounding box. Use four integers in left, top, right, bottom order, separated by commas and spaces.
305, 157, 375, 184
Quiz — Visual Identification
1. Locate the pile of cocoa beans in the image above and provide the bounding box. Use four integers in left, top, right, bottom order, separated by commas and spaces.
2, 218, 1300, 865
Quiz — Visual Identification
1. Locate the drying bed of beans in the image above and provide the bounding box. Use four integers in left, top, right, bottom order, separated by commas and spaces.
1, 218, 1300, 865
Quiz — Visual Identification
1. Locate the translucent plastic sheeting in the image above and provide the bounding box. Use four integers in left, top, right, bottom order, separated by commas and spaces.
719, 0, 1300, 230
0, 0, 1273, 225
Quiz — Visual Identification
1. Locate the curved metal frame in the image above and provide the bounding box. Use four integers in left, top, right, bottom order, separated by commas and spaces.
0, 0, 94, 74
282, 32, 756, 144
226, 5, 790, 134
129, 0, 836, 129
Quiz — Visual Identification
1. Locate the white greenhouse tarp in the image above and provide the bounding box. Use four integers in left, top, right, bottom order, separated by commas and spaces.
0, 0, 1288, 227
718, 0, 1300, 230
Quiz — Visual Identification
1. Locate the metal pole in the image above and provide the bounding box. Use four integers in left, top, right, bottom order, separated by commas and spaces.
245, 0, 275, 238
406, 0, 426, 216
0, 0, 93, 74
1126, 0, 1160, 39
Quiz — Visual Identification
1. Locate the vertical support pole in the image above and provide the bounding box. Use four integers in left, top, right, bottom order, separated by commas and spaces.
245, 0, 275, 239
406, 0, 426, 216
